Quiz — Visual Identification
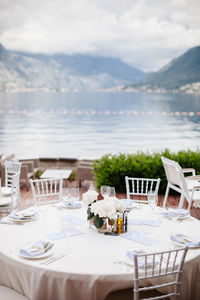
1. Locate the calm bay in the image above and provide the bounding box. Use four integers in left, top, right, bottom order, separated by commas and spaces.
0, 91, 200, 159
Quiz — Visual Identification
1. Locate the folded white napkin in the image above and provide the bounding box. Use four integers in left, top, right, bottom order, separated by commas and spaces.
170, 234, 200, 247
129, 218, 161, 227
59, 215, 87, 225
61, 200, 82, 208
46, 228, 84, 240
121, 230, 159, 246
120, 199, 137, 209
9, 209, 39, 220
162, 209, 190, 219
19, 240, 54, 257
126, 249, 159, 267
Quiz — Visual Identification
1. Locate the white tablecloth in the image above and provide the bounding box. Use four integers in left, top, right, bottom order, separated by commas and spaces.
0, 205, 200, 300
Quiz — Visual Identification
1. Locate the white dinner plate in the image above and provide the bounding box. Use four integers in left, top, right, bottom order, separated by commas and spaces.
18, 248, 53, 259
170, 234, 200, 248
60, 201, 83, 209
8, 212, 39, 223
162, 209, 190, 220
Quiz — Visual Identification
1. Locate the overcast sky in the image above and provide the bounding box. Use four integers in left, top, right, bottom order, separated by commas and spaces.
0, 0, 200, 72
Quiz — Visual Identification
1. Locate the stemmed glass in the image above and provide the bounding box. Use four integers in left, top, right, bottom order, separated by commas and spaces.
70, 188, 80, 202
62, 188, 70, 202
168, 206, 180, 222
147, 191, 158, 214
109, 187, 116, 198
100, 186, 110, 198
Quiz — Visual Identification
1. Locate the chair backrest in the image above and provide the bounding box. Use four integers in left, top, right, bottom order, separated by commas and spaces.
4, 160, 21, 188
0, 172, 21, 212
161, 157, 190, 206
133, 247, 188, 300
161, 157, 182, 187
30, 178, 63, 205
125, 177, 160, 204
10, 172, 21, 210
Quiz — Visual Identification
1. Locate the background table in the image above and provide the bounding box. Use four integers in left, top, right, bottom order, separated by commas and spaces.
40, 169, 72, 179
0, 205, 200, 300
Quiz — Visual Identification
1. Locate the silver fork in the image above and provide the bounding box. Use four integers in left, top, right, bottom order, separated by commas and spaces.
40, 253, 66, 265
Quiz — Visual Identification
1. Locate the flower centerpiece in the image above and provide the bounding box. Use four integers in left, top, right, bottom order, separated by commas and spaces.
82, 190, 125, 232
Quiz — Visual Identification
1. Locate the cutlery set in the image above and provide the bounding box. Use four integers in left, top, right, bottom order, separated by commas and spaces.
40, 253, 66, 265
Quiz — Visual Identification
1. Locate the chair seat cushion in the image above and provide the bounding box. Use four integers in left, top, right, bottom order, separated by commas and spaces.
0, 197, 11, 206
0, 286, 28, 300
1, 187, 12, 196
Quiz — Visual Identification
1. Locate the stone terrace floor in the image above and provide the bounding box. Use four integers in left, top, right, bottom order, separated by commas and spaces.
19, 180, 200, 221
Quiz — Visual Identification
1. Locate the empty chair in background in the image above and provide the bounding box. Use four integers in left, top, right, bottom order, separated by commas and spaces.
0, 172, 21, 213
30, 178, 63, 206
161, 156, 200, 209
125, 176, 160, 205
1, 160, 21, 197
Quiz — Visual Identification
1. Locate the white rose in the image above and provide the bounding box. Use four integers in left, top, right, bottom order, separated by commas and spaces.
82, 190, 98, 206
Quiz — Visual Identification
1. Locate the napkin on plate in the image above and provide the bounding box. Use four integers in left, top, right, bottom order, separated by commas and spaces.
46, 228, 84, 240
129, 218, 161, 227
9, 209, 39, 220
162, 209, 190, 219
61, 201, 82, 208
170, 233, 200, 247
120, 199, 135, 209
59, 215, 87, 225
126, 249, 159, 267
19, 240, 54, 257
121, 230, 159, 246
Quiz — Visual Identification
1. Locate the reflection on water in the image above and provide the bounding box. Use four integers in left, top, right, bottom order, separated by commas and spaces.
0, 92, 200, 159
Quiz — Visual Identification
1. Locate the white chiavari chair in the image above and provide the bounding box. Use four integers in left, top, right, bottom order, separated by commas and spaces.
30, 178, 63, 206
133, 247, 188, 300
0, 172, 21, 213
125, 176, 160, 205
1, 160, 21, 197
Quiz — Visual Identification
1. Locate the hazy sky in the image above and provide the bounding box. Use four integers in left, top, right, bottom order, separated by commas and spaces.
0, 0, 200, 72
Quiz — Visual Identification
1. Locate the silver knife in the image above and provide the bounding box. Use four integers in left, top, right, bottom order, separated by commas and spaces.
0, 220, 24, 225
41, 254, 66, 265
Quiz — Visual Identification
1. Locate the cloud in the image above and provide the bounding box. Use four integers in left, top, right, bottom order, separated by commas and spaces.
0, 0, 200, 71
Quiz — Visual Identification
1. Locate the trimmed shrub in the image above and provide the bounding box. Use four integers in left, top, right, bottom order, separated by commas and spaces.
93, 149, 200, 194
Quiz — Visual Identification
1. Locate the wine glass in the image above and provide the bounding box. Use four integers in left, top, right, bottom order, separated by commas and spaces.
168, 205, 180, 222
62, 188, 70, 202
70, 188, 80, 202
100, 186, 110, 198
109, 187, 116, 198
147, 191, 158, 213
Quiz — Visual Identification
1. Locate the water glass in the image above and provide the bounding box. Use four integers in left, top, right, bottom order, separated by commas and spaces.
147, 191, 158, 212
100, 186, 110, 198
70, 188, 80, 201
62, 187, 70, 202
168, 206, 180, 222
109, 187, 116, 198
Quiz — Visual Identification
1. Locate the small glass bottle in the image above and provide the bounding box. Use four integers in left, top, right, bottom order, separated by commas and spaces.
117, 213, 124, 234
123, 211, 128, 232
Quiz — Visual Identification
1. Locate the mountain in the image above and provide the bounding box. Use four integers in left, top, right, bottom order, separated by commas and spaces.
0, 43, 145, 92
125, 46, 200, 91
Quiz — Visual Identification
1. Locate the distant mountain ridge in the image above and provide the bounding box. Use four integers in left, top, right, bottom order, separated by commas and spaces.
126, 46, 200, 91
0, 43, 145, 92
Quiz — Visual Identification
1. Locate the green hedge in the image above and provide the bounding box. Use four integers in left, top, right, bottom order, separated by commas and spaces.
93, 149, 200, 194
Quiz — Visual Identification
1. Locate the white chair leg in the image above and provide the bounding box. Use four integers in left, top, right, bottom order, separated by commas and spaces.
179, 193, 185, 209
163, 184, 170, 208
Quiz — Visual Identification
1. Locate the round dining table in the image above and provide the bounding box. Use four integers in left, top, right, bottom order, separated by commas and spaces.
0, 204, 200, 300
